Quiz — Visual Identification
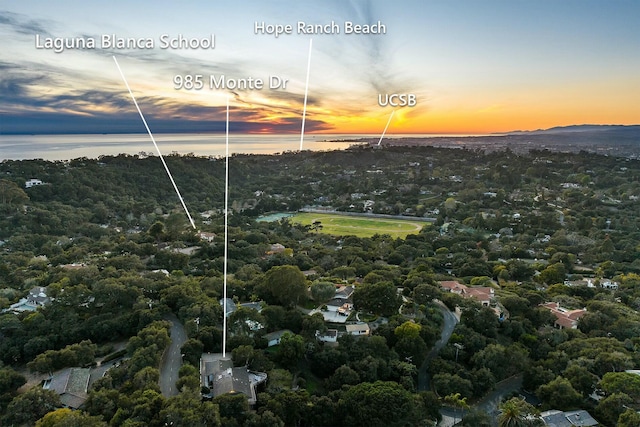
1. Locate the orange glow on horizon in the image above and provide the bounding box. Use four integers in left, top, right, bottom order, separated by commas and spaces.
167, 82, 640, 136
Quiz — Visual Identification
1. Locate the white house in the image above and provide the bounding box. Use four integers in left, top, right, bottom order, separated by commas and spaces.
3, 286, 51, 313
263, 330, 293, 347
198, 232, 216, 242
316, 329, 338, 343
25, 179, 44, 188
345, 323, 370, 336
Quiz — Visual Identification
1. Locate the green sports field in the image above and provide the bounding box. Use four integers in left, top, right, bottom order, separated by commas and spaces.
292, 212, 427, 238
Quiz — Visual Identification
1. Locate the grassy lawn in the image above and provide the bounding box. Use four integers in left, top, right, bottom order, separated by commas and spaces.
359, 311, 378, 322
302, 300, 319, 310
300, 366, 324, 394
292, 212, 427, 238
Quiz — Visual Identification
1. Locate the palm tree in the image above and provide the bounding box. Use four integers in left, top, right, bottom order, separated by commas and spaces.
498, 397, 543, 427
444, 393, 469, 425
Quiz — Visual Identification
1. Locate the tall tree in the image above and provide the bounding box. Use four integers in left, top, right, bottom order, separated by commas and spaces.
0, 179, 29, 210
310, 281, 336, 303
353, 281, 401, 317
310, 220, 323, 234
536, 377, 583, 410
277, 332, 305, 368
262, 265, 308, 307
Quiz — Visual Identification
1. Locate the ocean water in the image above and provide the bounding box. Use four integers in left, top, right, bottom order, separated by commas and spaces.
0, 133, 483, 161
0, 133, 377, 161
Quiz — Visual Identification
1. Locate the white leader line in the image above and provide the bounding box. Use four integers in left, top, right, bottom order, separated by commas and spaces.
377, 110, 395, 146
113, 56, 196, 229
299, 38, 313, 151
222, 95, 229, 358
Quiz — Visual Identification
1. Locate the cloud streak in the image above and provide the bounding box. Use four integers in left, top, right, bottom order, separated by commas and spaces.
3, 2, 638, 136
0, 11, 50, 36
0, 10, 335, 135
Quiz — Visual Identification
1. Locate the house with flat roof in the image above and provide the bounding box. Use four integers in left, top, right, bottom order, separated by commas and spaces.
25, 178, 44, 188
540, 409, 599, 426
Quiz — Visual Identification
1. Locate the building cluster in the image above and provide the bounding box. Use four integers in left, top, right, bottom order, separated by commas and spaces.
3, 286, 51, 314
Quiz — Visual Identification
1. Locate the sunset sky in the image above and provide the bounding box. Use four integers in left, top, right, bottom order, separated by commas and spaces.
1, 0, 639, 135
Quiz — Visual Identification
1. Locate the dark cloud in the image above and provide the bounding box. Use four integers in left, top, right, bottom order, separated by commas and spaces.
0, 73, 124, 112
0, 12, 333, 136
0, 70, 333, 135
0, 71, 56, 109
0, 109, 330, 135
0, 61, 18, 70
0, 75, 31, 99
0, 11, 50, 36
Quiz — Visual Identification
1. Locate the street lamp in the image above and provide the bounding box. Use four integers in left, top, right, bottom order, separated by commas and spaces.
454, 343, 464, 363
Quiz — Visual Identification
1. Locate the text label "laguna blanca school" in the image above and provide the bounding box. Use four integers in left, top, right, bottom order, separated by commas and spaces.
35, 34, 215, 53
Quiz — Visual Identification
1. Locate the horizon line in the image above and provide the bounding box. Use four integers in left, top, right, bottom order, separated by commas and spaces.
2, 123, 639, 137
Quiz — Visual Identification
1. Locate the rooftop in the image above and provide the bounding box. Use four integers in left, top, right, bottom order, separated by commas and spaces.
43, 367, 90, 409
540, 409, 599, 427
200, 354, 267, 406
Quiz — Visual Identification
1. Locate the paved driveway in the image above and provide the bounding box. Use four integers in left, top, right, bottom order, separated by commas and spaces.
159, 314, 187, 397
418, 301, 459, 391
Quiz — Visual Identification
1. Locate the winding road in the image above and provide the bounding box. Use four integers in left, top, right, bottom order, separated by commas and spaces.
418, 301, 459, 392
419, 303, 527, 426
159, 314, 187, 397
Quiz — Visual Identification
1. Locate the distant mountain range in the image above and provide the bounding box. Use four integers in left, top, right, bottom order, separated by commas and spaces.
506, 124, 640, 135
501, 125, 640, 152
374, 124, 640, 158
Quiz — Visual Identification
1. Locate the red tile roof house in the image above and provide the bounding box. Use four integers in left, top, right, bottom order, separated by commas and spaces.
440, 281, 495, 307
540, 302, 587, 329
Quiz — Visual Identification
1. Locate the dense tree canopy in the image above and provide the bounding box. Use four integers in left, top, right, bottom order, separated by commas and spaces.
339, 381, 428, 427
1, 146, 639, 425
353, 281, 401, 317
260, 265, 308, 308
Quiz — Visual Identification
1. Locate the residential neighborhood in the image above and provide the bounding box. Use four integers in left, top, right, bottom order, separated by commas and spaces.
0, 144, 639, 427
